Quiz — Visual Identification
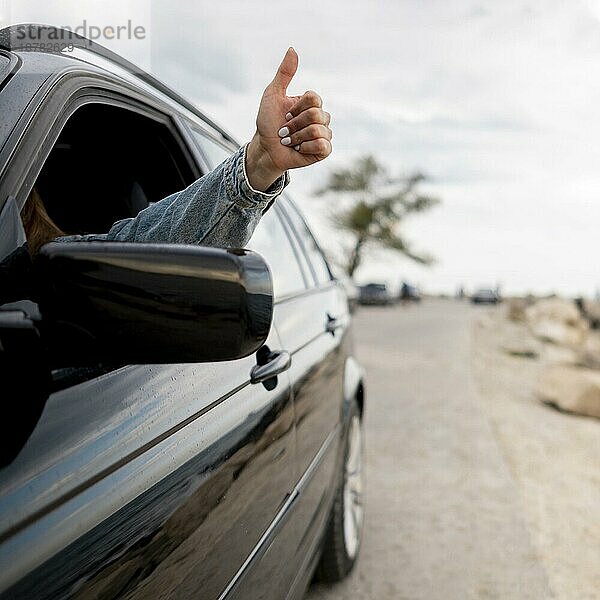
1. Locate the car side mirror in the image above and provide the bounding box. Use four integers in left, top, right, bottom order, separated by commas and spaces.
36, 242, 273, 365
0, 242, 272, 465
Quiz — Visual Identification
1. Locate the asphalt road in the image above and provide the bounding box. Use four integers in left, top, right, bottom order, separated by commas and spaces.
307, 299, 552, 600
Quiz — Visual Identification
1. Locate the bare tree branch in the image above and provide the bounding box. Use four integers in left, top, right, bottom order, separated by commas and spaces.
316, 155, 440, 276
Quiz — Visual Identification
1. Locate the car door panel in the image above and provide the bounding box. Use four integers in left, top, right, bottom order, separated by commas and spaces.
0, 322, 296, 599
272, 286, 348, 564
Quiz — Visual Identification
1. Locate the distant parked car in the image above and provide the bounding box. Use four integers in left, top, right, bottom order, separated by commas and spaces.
471, 288, 500, 304
359, 283, 391, 305
399, 282, 422, 303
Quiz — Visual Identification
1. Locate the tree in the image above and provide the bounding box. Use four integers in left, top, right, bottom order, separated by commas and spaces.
316, 155, 440, 278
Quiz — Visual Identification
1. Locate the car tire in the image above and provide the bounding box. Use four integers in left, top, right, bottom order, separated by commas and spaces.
316, 399, 364, 582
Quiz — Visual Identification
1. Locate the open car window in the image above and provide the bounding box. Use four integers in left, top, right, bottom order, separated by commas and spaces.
35, 102, 198, 236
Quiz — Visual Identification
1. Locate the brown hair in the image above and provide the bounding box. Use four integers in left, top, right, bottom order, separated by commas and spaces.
20, 187, 65, 255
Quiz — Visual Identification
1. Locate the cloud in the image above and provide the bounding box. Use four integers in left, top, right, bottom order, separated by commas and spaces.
6, 0, 600, 294
150, 4, 249, 103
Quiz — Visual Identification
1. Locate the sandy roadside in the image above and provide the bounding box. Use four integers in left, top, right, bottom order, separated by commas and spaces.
472, 308, 600, 600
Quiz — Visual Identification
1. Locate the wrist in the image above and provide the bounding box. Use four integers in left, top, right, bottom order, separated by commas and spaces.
245, 133, 285, 192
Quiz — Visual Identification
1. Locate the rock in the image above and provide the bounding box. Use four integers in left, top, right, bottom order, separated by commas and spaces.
541, 344, 579, 366
531, 320, 586, 347
502, 334, 540, 359
577, 331, 600, 369
525, 298, 583, 329
498, 318, 542, 359
525, 298, 588, 348
536, 365, 600, 418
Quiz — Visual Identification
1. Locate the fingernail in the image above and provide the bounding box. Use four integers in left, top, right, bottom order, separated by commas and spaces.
286, 112, 293, 121
278, 126, 289, 137
294, 144, 300, 151
281, 136, 291, 146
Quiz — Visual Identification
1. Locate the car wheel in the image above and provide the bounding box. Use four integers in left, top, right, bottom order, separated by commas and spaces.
316, 399, 364, 582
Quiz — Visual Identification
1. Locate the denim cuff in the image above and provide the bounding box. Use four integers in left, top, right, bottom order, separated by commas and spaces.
224, 143, 290, 209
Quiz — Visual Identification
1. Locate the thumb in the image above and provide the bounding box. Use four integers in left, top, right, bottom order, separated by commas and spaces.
269, 47, 298, 93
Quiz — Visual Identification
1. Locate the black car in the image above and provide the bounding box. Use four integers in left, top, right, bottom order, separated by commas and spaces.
0, 26, 365, 599
471, 288, 500, 305
399, 282, 421, 303
359, 283, 390, 306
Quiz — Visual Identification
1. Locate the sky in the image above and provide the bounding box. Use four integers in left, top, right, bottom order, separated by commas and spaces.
3, 0, 600, 296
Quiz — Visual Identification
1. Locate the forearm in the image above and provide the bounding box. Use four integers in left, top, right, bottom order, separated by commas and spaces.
62, 144, 289, 248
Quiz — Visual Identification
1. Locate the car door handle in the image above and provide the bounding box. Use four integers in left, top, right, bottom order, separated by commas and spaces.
326, 313, 343, 335
250, 350, 292, 385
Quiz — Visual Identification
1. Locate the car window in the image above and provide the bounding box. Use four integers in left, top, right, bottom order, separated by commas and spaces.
187, 125, 234, 168
279, 198, 332, 286
247, 208, 307, 299
275, 206, 316, 285
34, 102, 197, 235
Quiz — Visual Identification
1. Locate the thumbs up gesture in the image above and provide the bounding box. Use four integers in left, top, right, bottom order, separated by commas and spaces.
246, 48, 332, 191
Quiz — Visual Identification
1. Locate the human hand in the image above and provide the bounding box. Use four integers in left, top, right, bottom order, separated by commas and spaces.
246, 47, 332, 192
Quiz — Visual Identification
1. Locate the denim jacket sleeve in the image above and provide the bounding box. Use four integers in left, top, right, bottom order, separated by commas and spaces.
58, 143, 289, 248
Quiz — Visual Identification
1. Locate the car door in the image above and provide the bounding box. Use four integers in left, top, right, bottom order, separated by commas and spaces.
0, 72, 296, 599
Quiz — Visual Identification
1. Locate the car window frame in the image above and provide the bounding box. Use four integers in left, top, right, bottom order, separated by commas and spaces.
273, 202, 319, 288
246, 204, 311, 303
183, 120, 237, 169
33, 92, 201, 207
1, 74, 203, 214
277, 196, 335, 289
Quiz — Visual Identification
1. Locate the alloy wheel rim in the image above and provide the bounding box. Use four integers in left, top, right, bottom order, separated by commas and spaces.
343, 414, 364, 559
